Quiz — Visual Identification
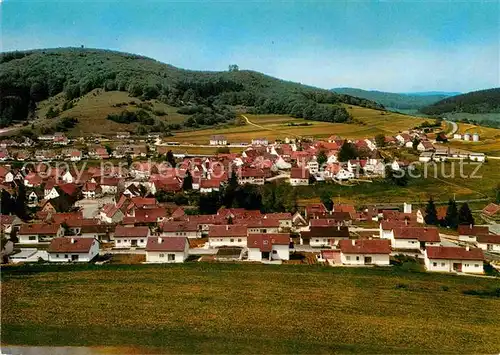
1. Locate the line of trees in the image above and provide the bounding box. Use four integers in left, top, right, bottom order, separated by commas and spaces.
424, 198, 474, 228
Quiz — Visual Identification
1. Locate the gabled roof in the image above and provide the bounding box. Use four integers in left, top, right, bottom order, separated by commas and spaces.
290, 167, 310, 179
426, 246, 484, 261
48, 237, 97, 253
146, 236, 187, 252
482, 203, 500, 217
114, 225, 149, 238
457, 225, 490, 237
300, 226, 350, 239
19, 223, 61, 235
209, 224, 248, 237
476, 234, 500, 244
247, 233, 290, 252
161, 220, 199, 233
393, 227, 440, 242
339, 239, 391, 254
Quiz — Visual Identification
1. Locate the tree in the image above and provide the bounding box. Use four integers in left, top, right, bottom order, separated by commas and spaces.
412, 137, 420, 150
444, 199, 459, 229
105, 145, 113, 156
338, 142, 358, 162
458, 202, 474, 226
228, 64, 239, 72
283, 188, 298, 213
216, 146, 230, 154
199, 191, 221, 214
14, 184, 27, 219
173, 192, 188, 206
317, 150, 327, 167
375, 134, 385, 148
0, 189, 14, 215
320, 191, 333, 211
166, 150, 176, 168
495, 184, 500, 203
126, 154, 132, 167
182, 171, 193, 191
424, 197, 439, 225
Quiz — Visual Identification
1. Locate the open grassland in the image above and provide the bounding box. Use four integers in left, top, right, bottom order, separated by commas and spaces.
448, 122, 500, 156
2, 263, 500, 354
35, 90, 187, 137
298, 160, 500, 206
173, 108, 427, 144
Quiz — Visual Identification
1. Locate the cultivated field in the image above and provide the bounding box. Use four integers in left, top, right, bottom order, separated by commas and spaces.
35, 90, 188, 137
2, 263, 500, 354
448, 122, 500, 156
173, 108, 428, 144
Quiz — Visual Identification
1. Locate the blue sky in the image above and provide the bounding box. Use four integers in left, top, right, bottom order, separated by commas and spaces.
1, 0, 499, 92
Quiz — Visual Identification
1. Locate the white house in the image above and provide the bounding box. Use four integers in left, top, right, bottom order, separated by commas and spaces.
419, 152, 433, 162
453, 133, 462, 140
289, 167, 309, 186
251, 138, 269, 146
209, 135, 227, 146
385, 226, 440, 250
10, 248, 48, 263
338, 239, 391, 266
469, 153, 485, 162
424, 246, 484, 274
417, 141, 434, 152
160, 221, 201, 239
476, 235, 500, 253
300, 226, 350, 247
208, 224, 248, 248
47, 237, 100, 262
247, 233, 290, 262
113, 226, 150, 248
145, 236, 189, 263
458, 225, 490, 242
17, 223, 64, 244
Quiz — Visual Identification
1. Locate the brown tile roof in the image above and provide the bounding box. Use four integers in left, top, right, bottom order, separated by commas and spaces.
393, 227, 440, 242
247, 233, 290, 252
161, 220, 199, 233
19, 223, 61, 235
290, 167, 310, 179
263, 213, 292, 220
339, 239, 391, 254
145, 236, 187, 252
476, 235, 500, 244
209, 224, 248, 238
48, 237, 97, 253
300, 226, 350, 239
457, 225, 490, 236
426, 246, 484, 261
114, 225, 149, 238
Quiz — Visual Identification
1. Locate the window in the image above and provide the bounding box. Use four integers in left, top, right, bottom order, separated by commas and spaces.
230, 238, 234, 242
441, 263, 445, 267
29, 236, 36, 241
475, 264, 479, 267
64, 254, 68, 258
56, 254, 59, 257
433, 262, 437, 267
263, 240, 268, 245
356, 256, 360, 261
238, 239, 242, 242
465, 264, 470, 267
117, 239, 121, 243
315, 239, 319, 242
159, 253, 165, 258
140, 239, 144, 243
168, 254, 175, 261
346, 256, 351, 260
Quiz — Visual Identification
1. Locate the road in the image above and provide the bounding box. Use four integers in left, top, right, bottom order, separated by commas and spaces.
445, 120, 458, 136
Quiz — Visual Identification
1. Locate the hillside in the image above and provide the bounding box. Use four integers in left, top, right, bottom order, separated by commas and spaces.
0, 48, 384, 133
331, 87, 453, 110
420, 88, 500, 115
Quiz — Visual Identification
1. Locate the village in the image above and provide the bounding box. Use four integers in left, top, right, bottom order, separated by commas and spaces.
0, 126, 498, 275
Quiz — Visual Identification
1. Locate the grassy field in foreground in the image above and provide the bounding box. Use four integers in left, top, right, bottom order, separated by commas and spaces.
2, 263, 500, 354
173, 108, 428, 144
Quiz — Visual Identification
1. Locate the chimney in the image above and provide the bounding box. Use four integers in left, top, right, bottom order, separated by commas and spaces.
466, 245, 470, 251
337, 225, 340, 231
351, 239, 355, 246
405, 219, 408, 226
226, 225, 229, 230
469, 223, 472, 229
403, 203, 412, 214
70, 238, 75, 244
158, 237, 163, 244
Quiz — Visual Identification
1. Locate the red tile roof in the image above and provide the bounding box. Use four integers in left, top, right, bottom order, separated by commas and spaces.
114, 225, 149, 238
482, 203, 500, 217
457, 225, 490, 236
19, 223, 61, 235
48, 237, 97, 253
247, 233, 290, 252
145, 236, 187, 252
393, 227, 440, 242
476, 235, 500, 244
300, 226, 350, 239
339, 239, 391, 254
161, 220, 199, 233
290, 167, 310, 179
426, 246, 484, 260
209, 224, 248, 238
263, 213, 292, 220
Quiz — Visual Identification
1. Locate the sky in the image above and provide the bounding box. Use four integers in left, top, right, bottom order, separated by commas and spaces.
1, 0, 499, 93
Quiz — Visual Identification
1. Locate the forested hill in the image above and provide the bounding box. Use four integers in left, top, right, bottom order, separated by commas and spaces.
0, 48, 383, 127
331, 87, 452, 110
419, 88, 500, 115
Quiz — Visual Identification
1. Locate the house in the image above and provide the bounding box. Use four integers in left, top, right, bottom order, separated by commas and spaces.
145, 236, 189, 263
417, 141, 435, 152
263, 213, 293, 230
99, 177, 122, 194
395, 133, 412, 147
289, 167, 309, 186
0, 214, 21, 235
334, 168, 354, 181
47, 237, 100, 262
18, 223, 64, 244
208, 224, 248, 248
251, 138, 269, 146
199, 178, 222, 193
476, 235, 500, 253
210, 135, 227, 146
453, 133, 462, 140
304, 203, 328, 220
100, 204, 124, 223
245, 218, 280, 234
419, 152, 433, 162
82, 182, 102, 199
482, 203, 500, 218
116, 131, 131, 139
338, 239, 391, 266
469, 152, 485, 162
247, 233, 290, 262
424, 246, 484, 274
457, 225, 490, 242
160, 221, 201, 239
393, 226, 440, 250
299, 226, 350, 247
113, 226, 150, 248
10, 248, 48, 263
238, 168, 266, 185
